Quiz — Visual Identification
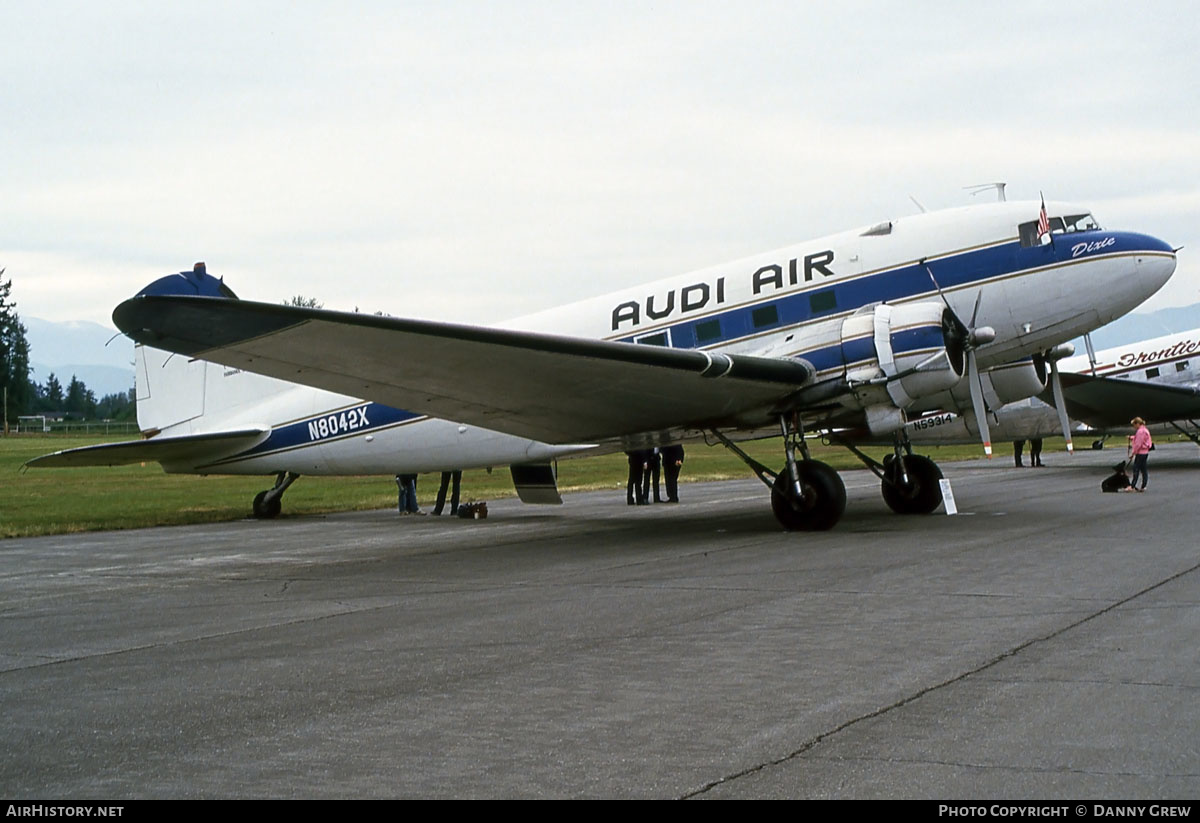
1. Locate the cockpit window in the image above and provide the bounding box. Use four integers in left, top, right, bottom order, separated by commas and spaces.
1018, 212, 1102, 247
1061, 213, 1101, 233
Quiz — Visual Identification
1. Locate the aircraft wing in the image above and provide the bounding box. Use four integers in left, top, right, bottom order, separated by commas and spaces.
1040, 372, 1200, 428
26, 428, 269, 470
112, 296, 815, 444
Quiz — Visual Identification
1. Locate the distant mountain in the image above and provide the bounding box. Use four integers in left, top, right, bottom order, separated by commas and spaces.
24, 318, 135, 398
24, 318, 134, 368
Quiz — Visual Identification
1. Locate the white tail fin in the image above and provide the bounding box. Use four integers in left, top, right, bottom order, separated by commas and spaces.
135, 345, 207, 433
135, 344, 329, 436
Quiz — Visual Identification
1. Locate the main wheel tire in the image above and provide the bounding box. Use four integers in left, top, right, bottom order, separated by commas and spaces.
770, 460, 847, 531
252, 490, 282, 519
881, 454, 944, 514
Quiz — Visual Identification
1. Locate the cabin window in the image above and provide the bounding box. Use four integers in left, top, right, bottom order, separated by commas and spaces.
636, 331, 670, 347
695, 318, 722, 344
1177, 361, 1189, 372
809, 290, 837, 314
1146, 367, 1160, 379
752, 304, 779, 329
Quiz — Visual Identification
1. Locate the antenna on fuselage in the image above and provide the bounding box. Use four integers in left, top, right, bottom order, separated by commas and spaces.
909, 196, 928, 213
965, 182, 1007, 202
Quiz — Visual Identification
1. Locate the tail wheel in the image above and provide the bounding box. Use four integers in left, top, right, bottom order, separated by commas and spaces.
252, 490, 282, 519
881, 454, 944, 514
770, 460, 847, 531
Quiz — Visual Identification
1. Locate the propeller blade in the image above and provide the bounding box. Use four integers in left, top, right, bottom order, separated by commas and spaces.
968, 290, 983, 328
967, 349, 992, 458
1048, 359, 1075, 454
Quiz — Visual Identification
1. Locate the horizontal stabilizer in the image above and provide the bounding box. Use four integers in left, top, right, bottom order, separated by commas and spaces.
510, 463, 563, 505
26, 428, 269, 470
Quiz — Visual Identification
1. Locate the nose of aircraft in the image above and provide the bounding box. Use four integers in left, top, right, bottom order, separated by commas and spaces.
1132, 232, 1178, 297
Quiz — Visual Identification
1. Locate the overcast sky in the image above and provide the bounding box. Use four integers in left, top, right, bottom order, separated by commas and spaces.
4, 1, 1198, 328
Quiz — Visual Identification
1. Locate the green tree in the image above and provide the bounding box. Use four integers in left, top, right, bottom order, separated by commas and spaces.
0, 268, 34, 427
284, 295, 323, 308
65, 374, 97, 418
95, 388, 136, 421
41, 372, 64, 410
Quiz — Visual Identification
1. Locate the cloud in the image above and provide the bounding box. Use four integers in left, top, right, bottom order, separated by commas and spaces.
3, 2, 1197, 326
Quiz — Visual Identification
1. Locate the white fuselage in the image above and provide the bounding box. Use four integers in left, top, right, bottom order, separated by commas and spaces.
141, 200, 1176, 475
505, 201, 1174, 386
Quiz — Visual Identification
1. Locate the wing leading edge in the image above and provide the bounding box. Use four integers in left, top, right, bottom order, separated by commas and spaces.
112, 296, 815, 444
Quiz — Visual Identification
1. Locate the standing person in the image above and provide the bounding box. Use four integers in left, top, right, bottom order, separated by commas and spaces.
637, 448, 653, 505
1030, 438, 1044, 467
649, 448, 663, 503
433, 470, 462, 516
1013, 440, 1026, 468
626, 451, 645, 505
1126, 417, 1153, 492
661, 444, 685, 503
396, 473, 421, 514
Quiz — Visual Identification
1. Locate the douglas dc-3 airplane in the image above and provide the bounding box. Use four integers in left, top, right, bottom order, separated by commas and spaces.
899, 326, 1200, 451
28, 198, 1177, 531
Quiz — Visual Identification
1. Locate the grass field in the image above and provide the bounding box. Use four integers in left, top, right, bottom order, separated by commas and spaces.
3, 433, 1000, 538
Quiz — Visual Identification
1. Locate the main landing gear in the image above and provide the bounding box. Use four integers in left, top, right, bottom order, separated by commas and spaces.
712, 419, 947, 531
837, 434, 944, 515
711, 415, 846, 531
252, 471, 300, 519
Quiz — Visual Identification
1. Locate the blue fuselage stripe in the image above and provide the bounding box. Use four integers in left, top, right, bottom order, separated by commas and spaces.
206, 402, 424, 466
615, 232, 1148, 354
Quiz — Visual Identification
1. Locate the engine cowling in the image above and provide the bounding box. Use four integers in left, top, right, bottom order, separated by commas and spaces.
914, 357, 1048, 417
987, 358, 1049, 405
839, 302, 965, 435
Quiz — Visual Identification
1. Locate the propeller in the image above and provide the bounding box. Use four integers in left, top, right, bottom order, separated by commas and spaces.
965, 325, 997, 458
928, 266, 996, 457
1043, 343, 1076, 455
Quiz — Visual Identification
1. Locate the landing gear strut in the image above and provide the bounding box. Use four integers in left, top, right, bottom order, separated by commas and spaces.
710, 414, 846, 531
252, 471, 300, 519
833, 433, 945, 515
1169, 420, 1200, 448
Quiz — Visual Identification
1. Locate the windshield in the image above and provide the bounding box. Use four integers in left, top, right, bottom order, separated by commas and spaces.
1060, 213, 1101, 233
1018, 212, 1102, 247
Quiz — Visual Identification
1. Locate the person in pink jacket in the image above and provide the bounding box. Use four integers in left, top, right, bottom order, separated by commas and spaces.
1126, 416, 1153, 492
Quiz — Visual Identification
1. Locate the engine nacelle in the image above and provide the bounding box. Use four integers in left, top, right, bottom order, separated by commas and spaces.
840, 302, 964, 435
986, 358, 1048, 405
914, 357, 1048, 417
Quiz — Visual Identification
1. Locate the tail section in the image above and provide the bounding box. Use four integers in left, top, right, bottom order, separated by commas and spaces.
129, 262, 335, 437
135, 344, 208, 433
130, 262, 229, 434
